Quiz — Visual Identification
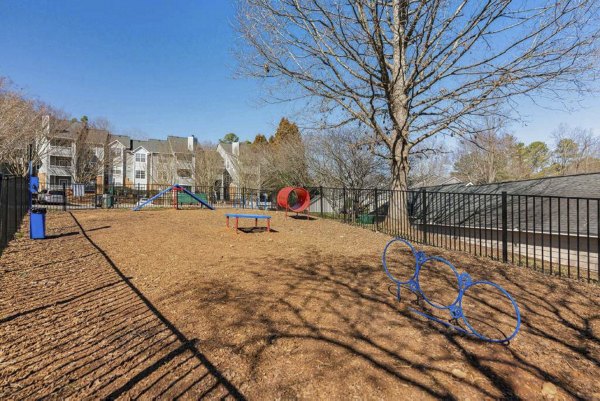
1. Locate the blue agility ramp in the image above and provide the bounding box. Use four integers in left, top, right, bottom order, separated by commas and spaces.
133, 184, 215, 211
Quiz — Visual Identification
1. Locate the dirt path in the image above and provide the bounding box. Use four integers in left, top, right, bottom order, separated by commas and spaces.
1, 209, 599, 400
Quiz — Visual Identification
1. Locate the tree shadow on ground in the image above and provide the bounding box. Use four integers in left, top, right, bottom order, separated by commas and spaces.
0, 213, 246, 400
183, 248, 598, 400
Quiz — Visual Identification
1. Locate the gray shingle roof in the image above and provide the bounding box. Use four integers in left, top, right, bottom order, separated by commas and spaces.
110, 135, 130, 148
422, 172, 600, 199
407, 173, 600, 236
167, 136, 190, 153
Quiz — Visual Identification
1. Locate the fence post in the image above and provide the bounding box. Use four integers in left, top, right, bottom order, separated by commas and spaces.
342, 187, 347, 223
421, 189, 427, 244
12, 178, 17, 236
2, 178, 8, 249
502, 191, 508, 263
374, 188, 379, 231
319, 186, 324, 217
62, 182, 67, 211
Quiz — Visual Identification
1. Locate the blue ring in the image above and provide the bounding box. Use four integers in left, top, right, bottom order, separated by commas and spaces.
417, 256, 461, 310
382, 237, 418, 285
460, 281, 522, 343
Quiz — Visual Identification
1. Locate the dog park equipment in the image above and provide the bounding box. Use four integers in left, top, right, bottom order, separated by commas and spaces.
225, 213, 272, 233
132, 184, 215, 211
382, 237, 521, 343
277, 187, 310, 218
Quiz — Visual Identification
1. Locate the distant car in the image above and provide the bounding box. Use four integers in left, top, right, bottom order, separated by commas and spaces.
41, 190, 65, 204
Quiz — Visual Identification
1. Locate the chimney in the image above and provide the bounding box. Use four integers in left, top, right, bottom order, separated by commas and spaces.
188, 135, 197, 152
232, 141, 239, 156
129, 139, 134, 150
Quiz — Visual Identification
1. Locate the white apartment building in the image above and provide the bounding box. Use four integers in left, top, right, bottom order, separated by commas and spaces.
39, 119, 201, 189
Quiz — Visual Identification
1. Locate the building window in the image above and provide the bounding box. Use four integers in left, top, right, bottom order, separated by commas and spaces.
177, 169, 192, 178
135, 153, 146, 163
112, 168, 122, 176
135, 170, 146, 179
50, 156, 72, 167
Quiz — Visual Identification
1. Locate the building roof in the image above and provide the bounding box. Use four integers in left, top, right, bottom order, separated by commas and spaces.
49, 120, 109, 144
411, 176, 463, 189
110, 135, 131, 148
167, 136, 190, 153
407, 172, 600, 236
218, 142, 250, 155
86, 128, 109, 145
421, 172, 600, 199
131, 139, 170, 154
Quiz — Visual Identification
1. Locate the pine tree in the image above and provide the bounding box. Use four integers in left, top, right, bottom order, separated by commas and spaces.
273, 118, 300, 144
253, 134, 268, 145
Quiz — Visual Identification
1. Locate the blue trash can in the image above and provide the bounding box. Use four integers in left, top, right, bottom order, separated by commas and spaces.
30, 208, 47, 239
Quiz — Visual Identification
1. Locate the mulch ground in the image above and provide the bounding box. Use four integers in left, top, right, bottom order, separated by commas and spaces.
0, 208, 599, 400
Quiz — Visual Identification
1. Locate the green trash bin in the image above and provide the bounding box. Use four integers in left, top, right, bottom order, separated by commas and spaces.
358, 214, 375, 224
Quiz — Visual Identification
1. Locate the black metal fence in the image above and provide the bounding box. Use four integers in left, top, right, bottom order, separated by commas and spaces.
0, 175, 29, 254
30, 181, 599, 282
35, 182, 278, 211
306, 187, 599, 283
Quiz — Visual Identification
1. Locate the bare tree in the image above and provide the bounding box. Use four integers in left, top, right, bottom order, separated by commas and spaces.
237, 0, 600, 191
195, 142, 224, 188
552, 124, 600, 175
307, 128, 388, 188
0, 79, 68, 176
262, 135, 311, 187
154, 154, 177, 184
452, 117, 518, 184
71, 118, 109, 184
408, 140, 452, 187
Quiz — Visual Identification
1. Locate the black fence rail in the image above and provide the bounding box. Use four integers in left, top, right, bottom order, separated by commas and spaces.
0, 175, 29, 254
35, 182, 279, 211
306, 187, 599, 283
30, 181, 599, 282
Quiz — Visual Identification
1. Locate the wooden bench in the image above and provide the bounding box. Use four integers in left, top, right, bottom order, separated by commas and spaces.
225, 213, 272, 233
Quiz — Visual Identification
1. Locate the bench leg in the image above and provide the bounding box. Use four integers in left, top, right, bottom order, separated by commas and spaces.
255, 218, 258, 228
235, 217, 239, 233
226, 216, 229, 228
267, 219, 271, 232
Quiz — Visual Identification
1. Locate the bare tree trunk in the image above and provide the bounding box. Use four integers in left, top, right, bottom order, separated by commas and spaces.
386, 135, 411, 235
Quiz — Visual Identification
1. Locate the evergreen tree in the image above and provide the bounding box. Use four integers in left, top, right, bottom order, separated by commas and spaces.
220, 132, 240, 144
253, 134, 268, 145
273, 118, 300, 144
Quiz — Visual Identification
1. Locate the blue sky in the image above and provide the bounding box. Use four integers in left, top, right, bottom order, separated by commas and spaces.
0, 0, 598, 145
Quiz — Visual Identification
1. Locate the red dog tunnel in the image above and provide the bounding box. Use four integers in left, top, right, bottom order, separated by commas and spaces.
277, 187, 310, 213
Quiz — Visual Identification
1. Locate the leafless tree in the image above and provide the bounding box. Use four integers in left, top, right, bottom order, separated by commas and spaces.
408, 139, 452, 187
262, 135, 311, 188
452, 117, 518, 184
154, 154, 177, 184
0, 79, 68, 176
552, 124, 600, 175
307, 128, 388, 188
237, 0, 600, 191
195, 142, 224, 188
71, 118, 110, 184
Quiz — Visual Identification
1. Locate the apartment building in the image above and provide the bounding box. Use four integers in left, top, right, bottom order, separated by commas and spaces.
39, 119, 200, 189
38, 120, 108, 187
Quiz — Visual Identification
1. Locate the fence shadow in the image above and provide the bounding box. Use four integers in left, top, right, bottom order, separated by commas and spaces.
181, 248, 598, 400
0, 213, 246, 400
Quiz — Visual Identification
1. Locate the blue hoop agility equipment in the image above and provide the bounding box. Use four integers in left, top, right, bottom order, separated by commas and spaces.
132, 184, 215, 211
382, 238, 521, 343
